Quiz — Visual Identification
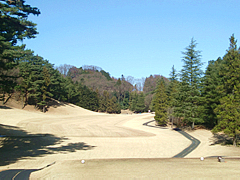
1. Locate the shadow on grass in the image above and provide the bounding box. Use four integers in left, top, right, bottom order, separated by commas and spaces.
0, 124, 95, 166
210, 134, 235, 146
0, 106, 12, 109
47, 98, 77, 108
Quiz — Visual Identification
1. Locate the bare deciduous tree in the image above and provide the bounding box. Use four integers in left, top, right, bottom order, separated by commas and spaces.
82, 65, 102, 72
134, 77, 146, 91
126, 76, 135, 85
55, 64, 74, 76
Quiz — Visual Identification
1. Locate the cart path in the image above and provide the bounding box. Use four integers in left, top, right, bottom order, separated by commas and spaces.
143, 120, 201, 158
172, 128, 200, 158
0, 162, 55, 180
0, 169, 38, 180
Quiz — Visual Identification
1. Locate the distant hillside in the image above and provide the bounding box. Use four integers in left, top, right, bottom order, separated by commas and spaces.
67, 65, 133, 95
54, 64, 170, 113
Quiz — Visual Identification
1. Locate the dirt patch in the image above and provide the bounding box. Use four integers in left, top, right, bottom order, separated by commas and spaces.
121, 109, 133, 114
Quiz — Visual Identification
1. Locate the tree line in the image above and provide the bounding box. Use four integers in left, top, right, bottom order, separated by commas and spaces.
153, 35, 240, 146
0, 0, 160, 114
0, 1, 121, 113
1, 0, 240, 145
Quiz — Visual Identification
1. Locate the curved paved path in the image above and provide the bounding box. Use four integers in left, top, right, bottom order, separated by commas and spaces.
143, 120, 201, 157
172, 128, 201, 158
0, 162, 55, 180
0, 169, 38, 180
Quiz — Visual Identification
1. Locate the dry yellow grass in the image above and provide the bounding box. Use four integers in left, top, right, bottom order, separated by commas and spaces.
31, 158, 240, 179
0, 103, 240, 179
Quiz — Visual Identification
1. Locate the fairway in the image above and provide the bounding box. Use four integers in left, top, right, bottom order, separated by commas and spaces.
31, 158, 240, 179
0, 104, 240, 179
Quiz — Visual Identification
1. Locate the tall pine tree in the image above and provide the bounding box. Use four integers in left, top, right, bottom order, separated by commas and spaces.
0, 0, 40, 102
135, 92, 145, 113
154, 78, 168, 126
167, 65, 178, 127
174, 38, 203, 129
201, 58, 223, 128
213, 35, 240, 146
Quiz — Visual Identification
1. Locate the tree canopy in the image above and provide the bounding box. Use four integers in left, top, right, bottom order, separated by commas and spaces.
154, 78, 168, 126
0, 0, 40, 102
2, 1, 240, 145
173, 38, 203, 129
212, 35, 240, 146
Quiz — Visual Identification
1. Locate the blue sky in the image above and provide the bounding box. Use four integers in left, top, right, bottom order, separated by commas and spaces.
24, 0, 240, 79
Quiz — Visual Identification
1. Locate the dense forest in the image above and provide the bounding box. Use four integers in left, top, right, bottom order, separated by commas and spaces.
153, 36, 240, 146
1, 1, 240, 145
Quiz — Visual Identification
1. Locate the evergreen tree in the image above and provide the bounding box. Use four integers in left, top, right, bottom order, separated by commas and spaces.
149, 94, 156, 112
167, 65, 178, 127
0, 0, 40, 102
213, 35, 240, 146
135, 92, 145, 113
39, 66, 52, 112
18, 54, 44, 106
99, 90, 110, 112
0, 42, 24, 103
0, 0, 40, 44
65, 78, 79, 103
174, 38, 203, 129
49, 68, 67, 102
18, 53, 57, 111
106, 96, 121, 114
122, 92, 130, 110
218, 35, 240, 95
129, 91, 138, 112
213, 94, 240, 146
201, 58, 223, 128
78, 85, 99, 111
100, 70, 112, 81
154, 78, 168, 126
115, 78, 122, 103
166, 66, 178, 106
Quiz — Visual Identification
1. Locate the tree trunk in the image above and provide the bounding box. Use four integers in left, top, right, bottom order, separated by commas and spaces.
2, 92, 5, 105
22, 95, 24, 109
3, 94, 12, 104
192, 121, 195, 129
23, 91, 28, 109
177, 118, 179, 127
233, 134, 237, 146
